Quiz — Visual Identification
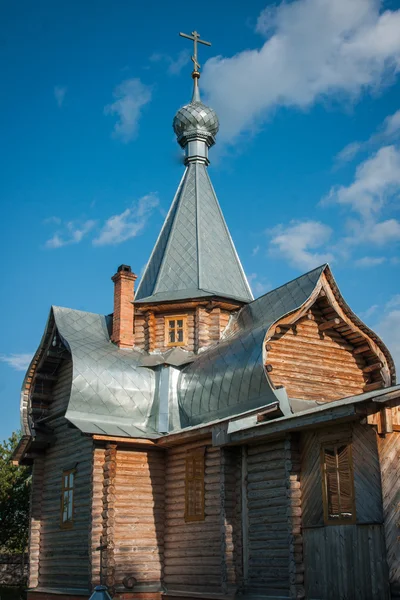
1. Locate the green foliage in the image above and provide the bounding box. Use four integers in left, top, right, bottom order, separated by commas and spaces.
0, 432, 31, 553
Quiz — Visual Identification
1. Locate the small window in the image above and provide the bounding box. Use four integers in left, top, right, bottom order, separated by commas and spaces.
61, 469, 75, 528
321, 443, 355, 525
165, 315, 187, 347
185, 450, 205, 522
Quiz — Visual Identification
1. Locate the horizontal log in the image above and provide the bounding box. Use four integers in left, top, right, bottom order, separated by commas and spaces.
363, 381, 383, 392
363, 362, 382, 373
318, 317, 341, 331
354, 344, 371, 355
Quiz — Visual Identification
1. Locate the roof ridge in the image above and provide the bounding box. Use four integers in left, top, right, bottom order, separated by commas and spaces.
248, 264, 328, 305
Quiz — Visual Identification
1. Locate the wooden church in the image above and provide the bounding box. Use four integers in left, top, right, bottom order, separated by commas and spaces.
14, 31, 400, 600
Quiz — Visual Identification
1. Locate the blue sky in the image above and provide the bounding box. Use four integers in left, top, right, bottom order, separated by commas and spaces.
1, 0, 400, 441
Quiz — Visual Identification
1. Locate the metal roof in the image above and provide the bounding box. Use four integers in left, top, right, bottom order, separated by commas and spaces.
135, 162, 253, 304
176, 265, 327, 427
53, 306, 160, 438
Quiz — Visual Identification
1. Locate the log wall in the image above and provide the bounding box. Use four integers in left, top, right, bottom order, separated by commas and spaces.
377, 431, 400, 598
36, 359, 93, 591
163, 440, 223, 594
267, 304, 368, 402
246, 438, 293, 597
28, 458, 45, 589
133, 307, 233, 353
112, 448, 165, 591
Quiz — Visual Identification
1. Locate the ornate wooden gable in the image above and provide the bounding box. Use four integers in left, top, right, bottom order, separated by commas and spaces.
264, 269, 395, 403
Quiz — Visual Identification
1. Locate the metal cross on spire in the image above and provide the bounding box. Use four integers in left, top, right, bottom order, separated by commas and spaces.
179, 30, 211, 77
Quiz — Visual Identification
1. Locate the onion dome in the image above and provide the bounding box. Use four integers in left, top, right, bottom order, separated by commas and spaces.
173, 77, 219, 161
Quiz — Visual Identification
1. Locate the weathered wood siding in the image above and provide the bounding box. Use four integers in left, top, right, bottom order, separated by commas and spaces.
163, 440, 222, 594
378, 431, 400, 598
220, 447, 242, 594
28, 458, 45, 589
112, 448, 165, 590
37, 359, 93, 591
90, 447, 105, 587
267, 304, 368, 401
133, 307, 234, 353
303, 524, 389, 599
301, 422, 389, 599
246, 438, 295, 598
301, 423, 383, 527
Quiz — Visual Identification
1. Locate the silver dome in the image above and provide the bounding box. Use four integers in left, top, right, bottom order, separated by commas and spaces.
173, 100, 219, 141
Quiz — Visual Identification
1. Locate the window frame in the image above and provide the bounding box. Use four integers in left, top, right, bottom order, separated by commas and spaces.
165, 314, 188, 347
320, 441, 356, 526
60, 468, 75, 529
184, 449, 205, 523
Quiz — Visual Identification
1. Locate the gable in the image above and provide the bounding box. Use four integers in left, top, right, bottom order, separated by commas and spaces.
264, 270, 395, 402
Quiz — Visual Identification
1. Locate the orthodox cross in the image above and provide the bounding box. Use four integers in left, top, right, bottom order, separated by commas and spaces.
179, 30, 211, 74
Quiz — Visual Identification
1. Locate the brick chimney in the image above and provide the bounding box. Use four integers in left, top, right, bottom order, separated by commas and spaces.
111, 265, 137, 348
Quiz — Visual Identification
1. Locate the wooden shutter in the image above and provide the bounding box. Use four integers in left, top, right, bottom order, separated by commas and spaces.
321, 443, 355, 525
185, 450, 205, 522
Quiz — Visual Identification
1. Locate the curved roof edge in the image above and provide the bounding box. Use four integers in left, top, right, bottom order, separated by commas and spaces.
177, 265, 327, 427
20, 306, 159, 439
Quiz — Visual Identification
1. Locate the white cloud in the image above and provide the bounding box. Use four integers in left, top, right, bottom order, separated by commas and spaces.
150, 50, 190, 75
247, 273, 271, 296
104, 78, 152, 143
93, 193, 159, 246
374, 308, 400, 371
325, 145, 400, 218
45, 220, 96, 249
355, 256, 386, 267
361, 294, 400, 371
0, 353, 32, 372
54, 86, 67, 108
386, 295, 400, 310
336, 108, 400, 165
269, 220, 334, 271
360, 304, 379, 320
201, 0, 400, 143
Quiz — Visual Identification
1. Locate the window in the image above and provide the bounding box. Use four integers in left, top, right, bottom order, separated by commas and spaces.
185, 450, 205, 522
165, 315, 187, 347
61, 469, 75, 528
321, 443, 355, 525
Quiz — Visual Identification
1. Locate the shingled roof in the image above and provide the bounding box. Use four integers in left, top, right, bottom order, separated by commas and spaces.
135, 162, 253, 304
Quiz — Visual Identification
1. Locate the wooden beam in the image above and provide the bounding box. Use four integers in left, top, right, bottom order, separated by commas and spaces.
363, 381, 383, 392
31, 392, 50, 402
265, 364, 273, 373
265, 343, 272, 352
381, 406, 393, 434
274, 325, 291, 336
256, 402, 281, 423
92, 435, 159, 447
363, 362, 382, 374
354, 344, 370, 355
318, 318, 341, 331
392, 424, 400, 432
35, 373, 58, 382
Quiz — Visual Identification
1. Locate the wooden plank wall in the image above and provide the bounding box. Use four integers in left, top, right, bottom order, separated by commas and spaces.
163, 440, 223, 594
301, 423, 383, 526
377, 431, 400, 598
303, 524, 389, 600
301, 422, 389, 599
246, 438, 291, 597
112, 448, 165, 591
220, 447, 242, 594
37, 359, 93, 591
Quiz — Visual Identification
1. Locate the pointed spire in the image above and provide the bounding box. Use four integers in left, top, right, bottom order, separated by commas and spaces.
134, 31, 253, 305
191, 74, 201, 103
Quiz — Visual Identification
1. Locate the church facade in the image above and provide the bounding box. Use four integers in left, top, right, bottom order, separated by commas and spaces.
14, 41, 400, 600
